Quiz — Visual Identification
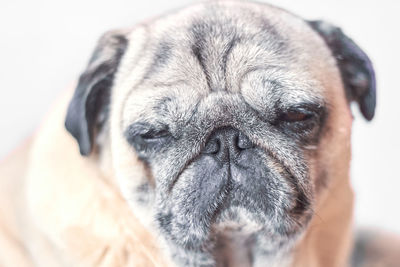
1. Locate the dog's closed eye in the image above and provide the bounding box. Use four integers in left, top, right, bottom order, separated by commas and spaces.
125, 123, 172, 156
140, 129, 171, 140
272, 104, 326, 140
280, 110, 314, 122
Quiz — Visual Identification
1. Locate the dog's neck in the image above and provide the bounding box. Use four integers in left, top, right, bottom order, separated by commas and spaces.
292, 175, 354, 267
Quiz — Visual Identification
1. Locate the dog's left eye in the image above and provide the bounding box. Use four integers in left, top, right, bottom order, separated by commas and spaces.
279, 110, 313, 122
273, 106, 324, 138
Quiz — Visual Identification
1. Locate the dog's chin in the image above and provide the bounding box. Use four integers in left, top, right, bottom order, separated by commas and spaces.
162, 203, 308, 253
213, 205, 309, 249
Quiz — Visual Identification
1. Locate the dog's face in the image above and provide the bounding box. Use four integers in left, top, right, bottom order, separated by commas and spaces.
65, 1, 375, 264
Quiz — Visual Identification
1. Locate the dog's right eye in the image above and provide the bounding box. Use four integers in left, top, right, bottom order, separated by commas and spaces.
140, 129, 171, 140
125, 123, 172, 155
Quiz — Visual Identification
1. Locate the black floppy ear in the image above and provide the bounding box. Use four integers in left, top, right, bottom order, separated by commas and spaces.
65, 30, 128, 156
308, 20, 376, 121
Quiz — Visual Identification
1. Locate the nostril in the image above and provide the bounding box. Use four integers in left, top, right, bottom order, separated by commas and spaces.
237, 132, 253, 150
203, 139, 220, 154
202, 128, 253, 160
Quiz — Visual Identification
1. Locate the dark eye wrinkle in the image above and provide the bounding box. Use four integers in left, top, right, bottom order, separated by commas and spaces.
281, 102, 326, 114
239, 92, 326, 125
238, 68, 326, 118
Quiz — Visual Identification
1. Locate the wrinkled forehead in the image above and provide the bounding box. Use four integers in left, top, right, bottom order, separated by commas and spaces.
113, 1, 337, 127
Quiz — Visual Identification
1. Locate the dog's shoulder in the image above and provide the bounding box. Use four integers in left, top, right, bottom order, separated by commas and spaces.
0, 89, 170, 266
0, 138, 34, 267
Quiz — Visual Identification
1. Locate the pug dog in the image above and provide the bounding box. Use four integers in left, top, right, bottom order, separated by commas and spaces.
3, 0, 394, 267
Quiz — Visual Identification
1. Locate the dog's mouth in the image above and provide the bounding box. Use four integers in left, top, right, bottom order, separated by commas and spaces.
156, 167, 311, 251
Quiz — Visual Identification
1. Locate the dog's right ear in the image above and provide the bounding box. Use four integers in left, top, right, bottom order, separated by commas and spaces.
65, 30, 128, 156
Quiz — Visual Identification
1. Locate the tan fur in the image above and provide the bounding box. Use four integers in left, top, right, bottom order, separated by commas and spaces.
291, 45, 355, 267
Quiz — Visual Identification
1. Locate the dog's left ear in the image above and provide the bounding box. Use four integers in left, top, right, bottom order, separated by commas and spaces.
65, 30, 128, 156
308, 20, 376, 121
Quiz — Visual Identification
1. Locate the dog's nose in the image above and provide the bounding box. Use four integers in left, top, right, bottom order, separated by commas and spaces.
202, 127, 253, 163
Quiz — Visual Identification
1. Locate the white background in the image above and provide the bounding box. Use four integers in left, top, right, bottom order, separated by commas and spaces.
1, 0, 399, 234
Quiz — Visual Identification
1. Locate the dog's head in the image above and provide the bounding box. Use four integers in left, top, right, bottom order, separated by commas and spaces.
65, 0, 375, 262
